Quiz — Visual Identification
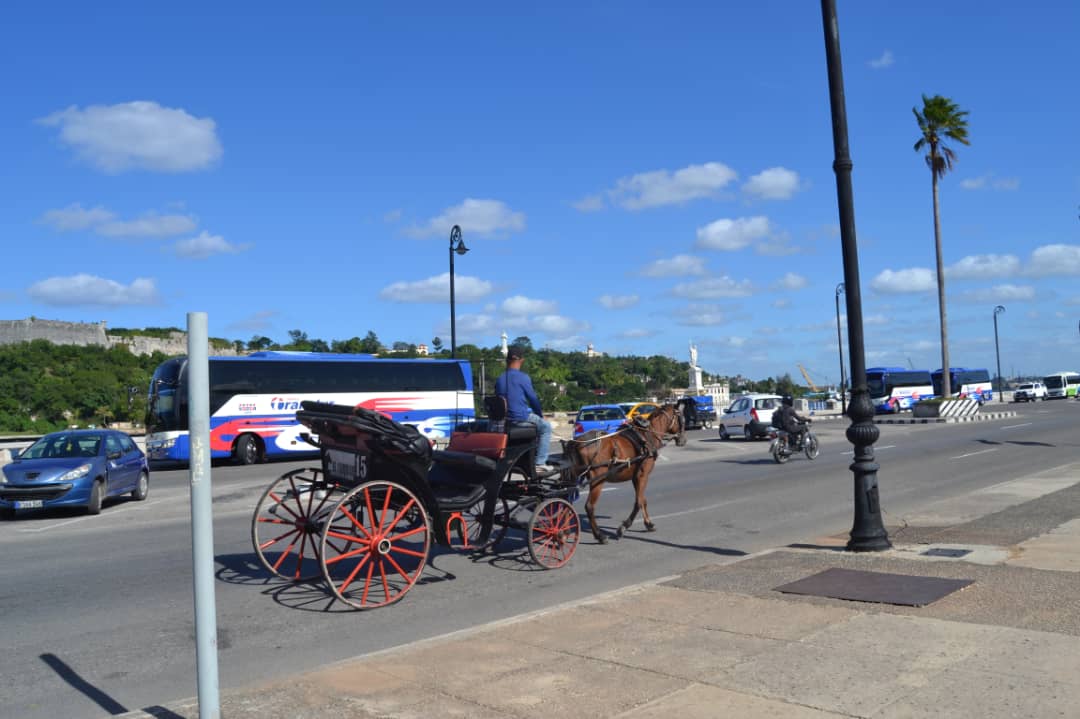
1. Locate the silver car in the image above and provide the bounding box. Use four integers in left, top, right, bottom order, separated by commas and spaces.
718, 394, 783, 441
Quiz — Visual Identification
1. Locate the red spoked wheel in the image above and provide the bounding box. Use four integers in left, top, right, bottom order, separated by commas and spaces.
251, 468, 343, 581
527, 497, 580, 569
319, 480, 430, 610
449, 496, 510, 552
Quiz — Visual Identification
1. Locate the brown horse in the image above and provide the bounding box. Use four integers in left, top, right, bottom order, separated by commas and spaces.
562, 404, 686, 543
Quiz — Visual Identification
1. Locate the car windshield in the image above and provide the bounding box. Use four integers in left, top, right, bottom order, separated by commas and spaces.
1019, 384, 1034, 390
20, 434, 102, 460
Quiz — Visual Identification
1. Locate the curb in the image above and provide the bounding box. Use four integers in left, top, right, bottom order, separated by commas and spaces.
874, 410, 1017, 425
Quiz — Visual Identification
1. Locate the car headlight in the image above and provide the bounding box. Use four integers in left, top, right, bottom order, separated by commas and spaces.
58, 464, 93, 482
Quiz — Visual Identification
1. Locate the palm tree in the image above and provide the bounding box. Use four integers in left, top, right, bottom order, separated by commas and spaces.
913, 94, 970, 398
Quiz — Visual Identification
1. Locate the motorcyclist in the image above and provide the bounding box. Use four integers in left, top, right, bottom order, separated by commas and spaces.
774, 395, 810, 450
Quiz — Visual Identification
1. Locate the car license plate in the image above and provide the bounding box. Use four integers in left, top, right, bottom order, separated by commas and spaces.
326, 449, 369, 482
14, 500, 43, 509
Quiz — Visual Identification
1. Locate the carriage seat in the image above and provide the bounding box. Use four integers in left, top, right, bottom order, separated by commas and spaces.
483, 395, 537, 443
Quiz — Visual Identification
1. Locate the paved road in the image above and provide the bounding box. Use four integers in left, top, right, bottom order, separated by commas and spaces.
2, 400, 1077, 718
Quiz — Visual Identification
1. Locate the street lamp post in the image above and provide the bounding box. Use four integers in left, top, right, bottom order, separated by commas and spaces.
835, 283, 846, 415
448, 225, 469, 359
821, 0, 891, 552
993, 305, 1005, 402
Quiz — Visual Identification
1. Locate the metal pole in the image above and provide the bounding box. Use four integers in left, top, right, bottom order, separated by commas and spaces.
186, 312, 220, 718
994, 305, 1005, 402
836, 283, 846, 415
820, 0, 891, 552
450, 225, 460, 359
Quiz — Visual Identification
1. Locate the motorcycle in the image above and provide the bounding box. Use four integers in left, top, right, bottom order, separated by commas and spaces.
769, 421, 819, 464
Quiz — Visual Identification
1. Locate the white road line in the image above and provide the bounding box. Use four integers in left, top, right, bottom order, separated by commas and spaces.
16, 498, 168, 534
950, 448, 998, 460
841, 444, 896, 456
650, 499, 740, 521
1000, 423, 1033, 430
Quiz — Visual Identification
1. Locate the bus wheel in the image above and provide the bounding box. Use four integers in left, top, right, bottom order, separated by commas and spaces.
236, 434, 261, 465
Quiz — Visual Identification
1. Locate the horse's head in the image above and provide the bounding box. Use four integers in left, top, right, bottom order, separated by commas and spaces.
653, 404, 687, 447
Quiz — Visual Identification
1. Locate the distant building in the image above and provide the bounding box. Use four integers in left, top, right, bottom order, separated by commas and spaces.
417, 343, 428, 356
586, 342, 602, 358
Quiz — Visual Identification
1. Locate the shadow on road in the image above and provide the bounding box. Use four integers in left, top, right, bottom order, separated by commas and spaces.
40, 652, 185, 718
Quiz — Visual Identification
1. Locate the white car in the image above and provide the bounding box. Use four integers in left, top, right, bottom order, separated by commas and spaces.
718, 393, 783, 441
1013, 382, 1047, 402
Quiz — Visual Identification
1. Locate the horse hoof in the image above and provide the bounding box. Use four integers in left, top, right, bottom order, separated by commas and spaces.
615, 527, 624, 540
645, 523, 656, 532
597, 535, 608, 545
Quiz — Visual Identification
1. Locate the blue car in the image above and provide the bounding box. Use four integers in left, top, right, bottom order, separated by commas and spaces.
572, 404, 628, 439
1, 429, 149, 516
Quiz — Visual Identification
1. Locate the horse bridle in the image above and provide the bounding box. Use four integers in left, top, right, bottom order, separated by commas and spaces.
644, 406, 683, 444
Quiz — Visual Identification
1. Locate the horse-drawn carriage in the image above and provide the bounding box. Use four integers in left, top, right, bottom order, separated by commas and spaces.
251, 398, 581, 610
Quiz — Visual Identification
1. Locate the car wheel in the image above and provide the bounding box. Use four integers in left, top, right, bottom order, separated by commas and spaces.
236, 434, 261, 465
131, 471, 149, 501
87, 480, 104, 515
718, 425, 729, 440
744, 425, 754, 441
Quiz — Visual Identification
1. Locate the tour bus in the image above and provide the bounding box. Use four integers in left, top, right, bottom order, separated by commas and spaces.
866, 367, 934, 413
145, 351, 475, 464
931, 367, 993, 403
1042, 371, 1080, 399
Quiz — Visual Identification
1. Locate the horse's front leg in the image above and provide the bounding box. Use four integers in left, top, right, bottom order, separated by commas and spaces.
585, 481, 607, 544
616, 471, 644, 539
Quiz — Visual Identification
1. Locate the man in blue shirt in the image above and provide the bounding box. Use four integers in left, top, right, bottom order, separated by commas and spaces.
495, 345, 554, 472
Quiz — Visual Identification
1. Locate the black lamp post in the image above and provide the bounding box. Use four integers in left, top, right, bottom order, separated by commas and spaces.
835, 283, 846, 415
821, 0, 891, 552
449, 224, 469, 359
993, 305, 1005, 402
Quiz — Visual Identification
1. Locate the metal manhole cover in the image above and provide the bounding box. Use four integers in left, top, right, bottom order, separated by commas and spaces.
922, 548, 972, 558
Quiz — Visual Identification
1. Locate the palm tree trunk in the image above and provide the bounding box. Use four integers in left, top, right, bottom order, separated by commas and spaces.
932, 170, 951, 397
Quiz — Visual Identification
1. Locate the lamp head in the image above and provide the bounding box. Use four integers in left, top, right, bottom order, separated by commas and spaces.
994, 305, 1005, 315
454, 239, 469, 256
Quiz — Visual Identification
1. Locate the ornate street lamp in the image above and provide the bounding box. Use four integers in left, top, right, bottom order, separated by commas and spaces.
993, 305, 1006, 402
821, 0, 891, 551
449, 225, 469, 359
835, 283, 846, 415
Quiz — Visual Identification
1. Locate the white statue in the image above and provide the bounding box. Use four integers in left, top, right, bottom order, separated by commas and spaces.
689, 343, 698, 368
500, 332, 508, 357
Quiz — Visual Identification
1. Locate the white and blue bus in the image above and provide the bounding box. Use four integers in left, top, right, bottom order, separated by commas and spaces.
931, 367, 993, 404
145, 351, 475, 464
866, 367, 934, 413
1042, 371, 1080, 399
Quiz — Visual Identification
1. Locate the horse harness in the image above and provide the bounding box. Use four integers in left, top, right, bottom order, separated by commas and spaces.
569, 412, 679, 489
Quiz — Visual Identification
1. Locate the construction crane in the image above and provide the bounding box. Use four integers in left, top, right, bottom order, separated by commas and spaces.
797, 363, 820, 393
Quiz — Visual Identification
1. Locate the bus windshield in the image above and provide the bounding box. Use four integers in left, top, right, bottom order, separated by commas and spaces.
146, 357, 184, 434
1044, 375, 1064, 390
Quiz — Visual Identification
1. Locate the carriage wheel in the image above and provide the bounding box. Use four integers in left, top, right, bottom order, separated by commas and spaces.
319, 480, 430, 610
453, 496, 509, 552
251, 467, 343, 581
527, 497, 580, 569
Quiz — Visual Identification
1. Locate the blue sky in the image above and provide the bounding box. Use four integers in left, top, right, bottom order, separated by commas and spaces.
2, 1, 1078, 383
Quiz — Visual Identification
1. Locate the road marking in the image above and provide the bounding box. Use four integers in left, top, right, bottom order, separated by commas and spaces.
650, 499, 740, 521
16, 498, 167, 534
841, 444, 895, 456
950, 448, 998, 460
1000, 423, 1032, 430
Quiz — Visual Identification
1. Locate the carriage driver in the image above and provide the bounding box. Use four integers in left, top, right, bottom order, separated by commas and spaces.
495, 345, 554, 474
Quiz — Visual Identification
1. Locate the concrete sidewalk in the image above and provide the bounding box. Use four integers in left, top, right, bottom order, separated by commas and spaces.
121, 462, 1080, 719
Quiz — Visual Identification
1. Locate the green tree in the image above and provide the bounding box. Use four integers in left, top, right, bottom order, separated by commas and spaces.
358, 331, 382, 354
914, 94, 970, 397
431, 337, 444, 353
247, 335, 273, 351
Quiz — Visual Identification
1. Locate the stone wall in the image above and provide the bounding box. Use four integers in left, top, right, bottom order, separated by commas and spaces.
0, 317, 239, 357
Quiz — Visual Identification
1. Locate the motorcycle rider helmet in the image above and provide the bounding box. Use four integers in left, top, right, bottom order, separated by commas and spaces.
781, 395, 794, 407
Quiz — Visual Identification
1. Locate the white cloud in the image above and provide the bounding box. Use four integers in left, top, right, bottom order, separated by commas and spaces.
616, 327, 657, 339
947, 254, 1021, 279
225, 311, 278, 333
695, 216, 771, 251
1026, 244, 1080, 277
572, 194, 604, 212
501, 295, 557, 315
641, 254, 706, 277
172, 231, 250, 259
864, 314, 890, 326
742, 167, 801, 200
598, 294, 639, 309
379, 273, 493, 303
774, 272, 808, 290
405, 198, 525, 238
771, 298, 790, 309
755, 232, 801, 256
530, 314, 590, 338
960, 284, 1036, 303
99, 212, 199, 238
673, 303, 729, 326
960, 173, 1020, 191
40, 204, 115, 231
38, 101, 222, 173
869, 50, 894, 69
580, 162, 738, 211
672, 276, 754, 299
27, 274, 161, 306
870, 267, 936, 293
383, 209, 403, 223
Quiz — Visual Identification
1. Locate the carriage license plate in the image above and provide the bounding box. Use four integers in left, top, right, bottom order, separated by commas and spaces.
326, 449, 368, 482
14, 500, 43, 509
